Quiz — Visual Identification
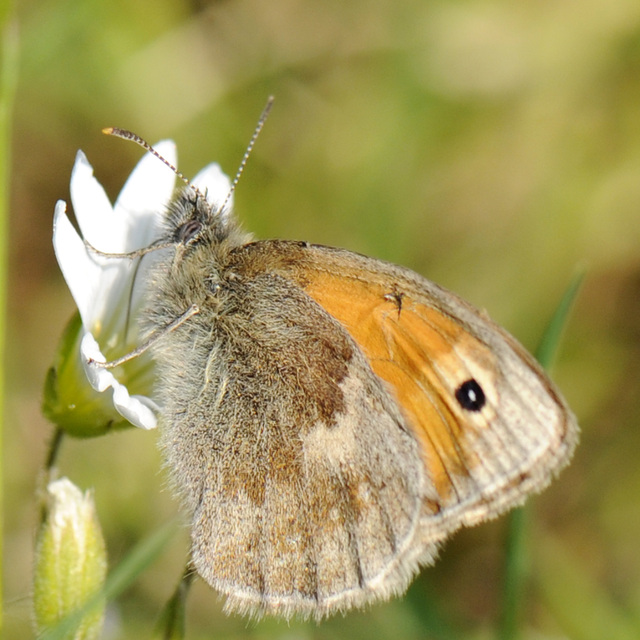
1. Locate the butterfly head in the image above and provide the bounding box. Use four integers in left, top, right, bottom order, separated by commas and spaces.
165, 187, 229, 248
146, 185, 251, 321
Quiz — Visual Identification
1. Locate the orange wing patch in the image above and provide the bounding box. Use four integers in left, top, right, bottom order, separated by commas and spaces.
302, 270, 497, 504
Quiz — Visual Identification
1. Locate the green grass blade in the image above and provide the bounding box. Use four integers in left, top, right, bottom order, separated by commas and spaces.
498, 270, 584, 640
535, 269, 586, 369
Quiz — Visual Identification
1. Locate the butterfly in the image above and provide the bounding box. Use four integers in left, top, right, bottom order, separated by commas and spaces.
100, 115, 578, 621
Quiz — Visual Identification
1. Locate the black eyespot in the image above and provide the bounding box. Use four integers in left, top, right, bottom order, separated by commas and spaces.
455, 379, 486, 412
177, 219, 202, 244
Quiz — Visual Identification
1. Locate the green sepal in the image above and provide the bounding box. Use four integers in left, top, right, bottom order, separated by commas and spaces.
42, 312, 132, 437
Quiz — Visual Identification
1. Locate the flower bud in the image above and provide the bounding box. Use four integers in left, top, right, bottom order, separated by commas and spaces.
34, 478, 107, 639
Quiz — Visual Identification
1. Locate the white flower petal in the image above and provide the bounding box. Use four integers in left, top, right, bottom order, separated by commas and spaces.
54, 200, 135, 334
53, 201, 110, 329
70, 152, 127, 253
66, 153, 144, 332
80, 333, 111, 391
113, 141, 179, 312
80, 333, 157, 430
112, 385, 158, 430
114, 140, 177, 250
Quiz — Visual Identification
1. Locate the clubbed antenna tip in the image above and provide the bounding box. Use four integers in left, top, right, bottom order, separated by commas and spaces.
102, 126, 198, 195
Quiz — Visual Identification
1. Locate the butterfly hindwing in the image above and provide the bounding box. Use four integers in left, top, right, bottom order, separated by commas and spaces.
154, 249, 435, 619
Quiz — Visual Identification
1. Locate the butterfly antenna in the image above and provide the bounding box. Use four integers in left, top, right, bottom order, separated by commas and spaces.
217, 95, 275, 215
102, 127, 205, 199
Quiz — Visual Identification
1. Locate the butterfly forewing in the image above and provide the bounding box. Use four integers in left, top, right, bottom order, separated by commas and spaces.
231, 241, 578, 530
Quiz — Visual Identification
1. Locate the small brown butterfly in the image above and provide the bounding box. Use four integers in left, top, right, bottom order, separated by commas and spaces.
104, 113, 578, 621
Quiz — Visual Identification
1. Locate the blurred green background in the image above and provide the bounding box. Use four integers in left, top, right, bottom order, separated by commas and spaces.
5, 0, 640, 638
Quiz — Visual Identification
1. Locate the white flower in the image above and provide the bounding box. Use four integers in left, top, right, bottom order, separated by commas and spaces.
52, 142, 232, 431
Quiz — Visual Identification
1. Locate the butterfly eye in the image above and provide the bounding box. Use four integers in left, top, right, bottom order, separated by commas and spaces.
455, 379, 486, 412
177, 219, 202, 244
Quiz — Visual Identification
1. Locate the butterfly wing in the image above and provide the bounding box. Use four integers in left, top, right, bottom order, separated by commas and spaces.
232, 240, 578, 537
155, 238, 577, 620
153, 247, 437, 620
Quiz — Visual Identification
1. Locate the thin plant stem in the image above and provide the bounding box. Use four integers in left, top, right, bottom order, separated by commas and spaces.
39, 427, 65, 525
155, 564, 197, 640
45, 427, 65, 472
0, 10, 19, 628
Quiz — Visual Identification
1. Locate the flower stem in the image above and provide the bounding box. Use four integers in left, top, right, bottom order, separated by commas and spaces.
39, 428, 65, 525
45, 427, 65, 472
154, 564, 196, 640
0, 9, 19, 627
